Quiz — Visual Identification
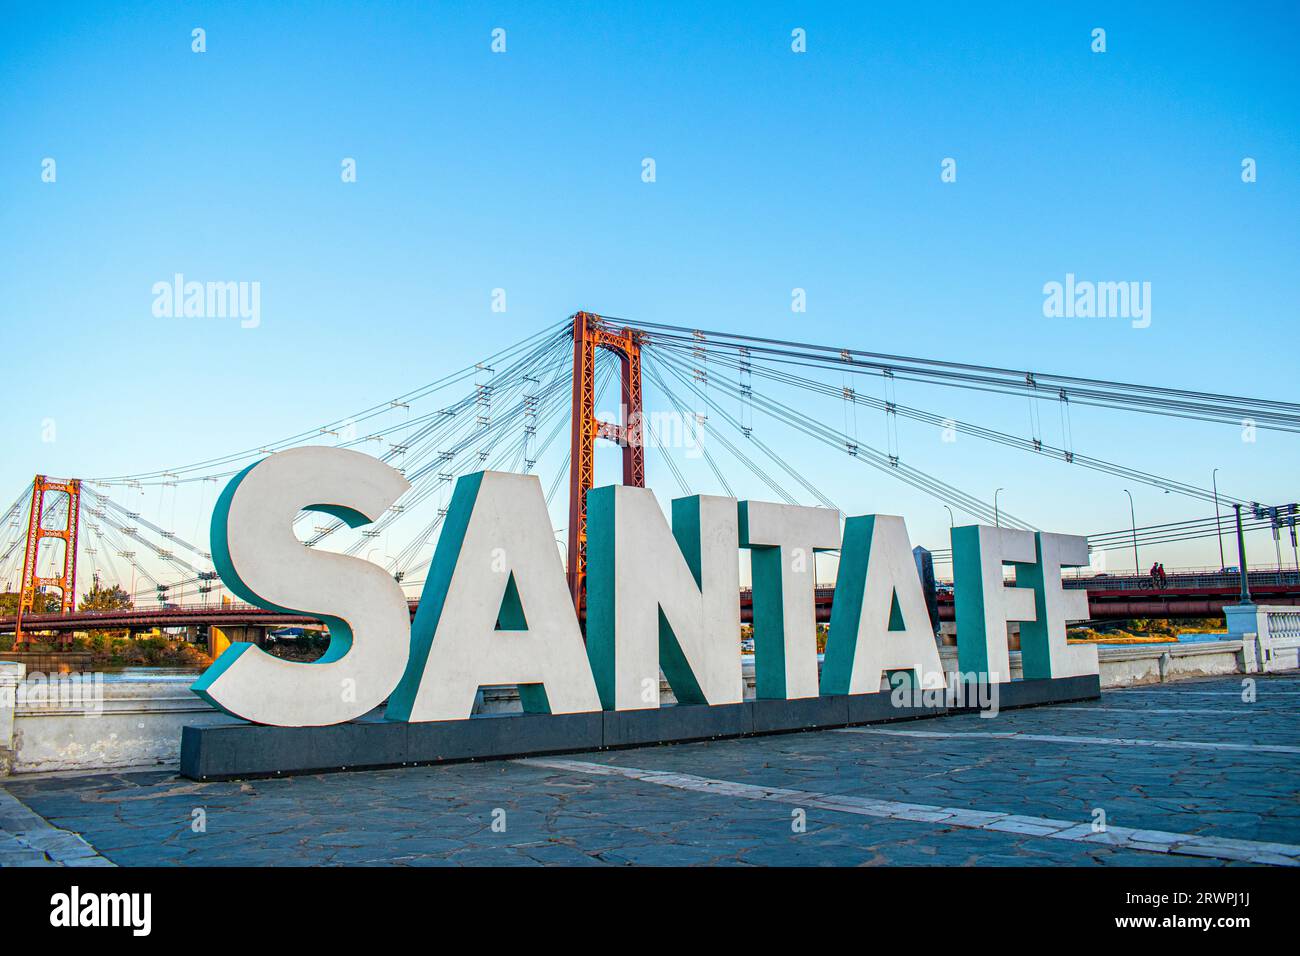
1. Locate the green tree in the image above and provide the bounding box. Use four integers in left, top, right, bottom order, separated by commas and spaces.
78, 582, 132, 613
0, 589, 61, 614
75, 582, 133, 642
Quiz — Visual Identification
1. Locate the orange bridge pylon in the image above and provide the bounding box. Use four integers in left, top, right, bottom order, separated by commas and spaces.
15, 475, 81, 648
566, 312, 645, 612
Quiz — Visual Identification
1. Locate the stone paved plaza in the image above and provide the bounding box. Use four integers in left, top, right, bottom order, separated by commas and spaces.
2, 672, 1297, 867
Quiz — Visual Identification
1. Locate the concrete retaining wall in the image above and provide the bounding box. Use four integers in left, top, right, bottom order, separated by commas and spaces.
3, 634, 1296, 775
0, 662, 23, 776
3, 675, 233, 775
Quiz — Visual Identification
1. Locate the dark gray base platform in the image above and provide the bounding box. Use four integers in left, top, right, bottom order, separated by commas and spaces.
947, 674, 1101, 713
179, 675, 1099, 780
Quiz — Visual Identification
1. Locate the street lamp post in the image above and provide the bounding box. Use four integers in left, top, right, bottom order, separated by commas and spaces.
1212, 468, 1225, 570
1234, 503, 1252, 605
943, 505, 954, 529
1123, 489, 1139, 574
994, 488, 1004, 528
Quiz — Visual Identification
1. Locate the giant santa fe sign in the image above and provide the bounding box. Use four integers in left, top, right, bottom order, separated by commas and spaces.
192, 446, 1097, 727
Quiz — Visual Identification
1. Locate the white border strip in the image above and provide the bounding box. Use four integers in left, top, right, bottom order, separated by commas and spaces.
1053, 706, 1261, 716
518, 757, 1300, 866
838, 727, 1300, 754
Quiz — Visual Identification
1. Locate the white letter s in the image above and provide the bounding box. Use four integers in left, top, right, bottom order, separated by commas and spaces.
192, 446, 411, 725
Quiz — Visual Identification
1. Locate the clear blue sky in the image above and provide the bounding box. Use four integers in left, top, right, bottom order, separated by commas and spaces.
2, 1, 1297, 594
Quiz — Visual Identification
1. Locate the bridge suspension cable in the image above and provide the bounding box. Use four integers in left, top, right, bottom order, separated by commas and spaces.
622, 319, 1300, 434
648, 346, 1037, 531
89, 319, 572, 487
926, 511, 1287, 566
653, 339, 1248, 507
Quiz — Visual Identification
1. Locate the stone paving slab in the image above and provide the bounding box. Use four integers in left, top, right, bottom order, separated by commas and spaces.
0, 787, 113, 867
0, 672, 1295, 867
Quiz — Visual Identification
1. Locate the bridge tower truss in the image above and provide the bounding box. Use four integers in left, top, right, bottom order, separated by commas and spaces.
15, 475, 81, 648
566, 311, 645, 611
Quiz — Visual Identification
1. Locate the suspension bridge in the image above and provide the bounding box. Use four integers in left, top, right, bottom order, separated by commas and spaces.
3, 311, 1298, 648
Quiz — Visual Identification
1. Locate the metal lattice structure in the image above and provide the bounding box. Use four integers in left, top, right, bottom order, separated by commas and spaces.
566, 311, 645, 610
15, 475, 81, 647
